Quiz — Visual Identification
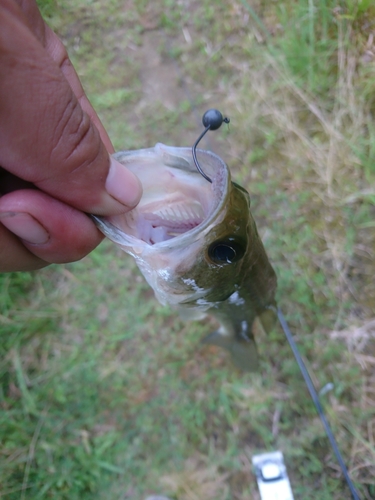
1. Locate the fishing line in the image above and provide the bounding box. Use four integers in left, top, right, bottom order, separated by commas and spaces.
274, 307, 360, 500
192, 110, 361, 499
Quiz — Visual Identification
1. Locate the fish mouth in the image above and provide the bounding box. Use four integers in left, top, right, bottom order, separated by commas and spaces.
136, 194, 206, 244
99, 144, 229, 247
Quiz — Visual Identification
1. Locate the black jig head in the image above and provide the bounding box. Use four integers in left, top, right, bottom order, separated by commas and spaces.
192, 109, 230, 183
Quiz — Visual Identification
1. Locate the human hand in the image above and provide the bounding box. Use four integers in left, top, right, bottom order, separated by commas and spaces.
0, 0, 142, 272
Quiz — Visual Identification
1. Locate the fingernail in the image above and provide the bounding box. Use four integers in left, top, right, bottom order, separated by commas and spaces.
105, 157, 143, 209
0, 212, 49, 245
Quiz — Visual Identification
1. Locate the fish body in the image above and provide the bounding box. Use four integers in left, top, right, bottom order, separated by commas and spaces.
93, 143, 277, 371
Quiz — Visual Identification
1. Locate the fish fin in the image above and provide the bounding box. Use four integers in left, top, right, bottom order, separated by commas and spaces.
230, 339, 259, 372
202, 330, 259, 372
177, 308, 206, 321
202, 330, 233, 349
258, 307, 277, 333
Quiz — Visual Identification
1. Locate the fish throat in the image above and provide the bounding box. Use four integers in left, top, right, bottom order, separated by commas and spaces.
107, 145, 225, 246
134, 192, 206, 244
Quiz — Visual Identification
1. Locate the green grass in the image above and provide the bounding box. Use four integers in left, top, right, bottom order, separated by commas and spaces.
2, 0, 375, 498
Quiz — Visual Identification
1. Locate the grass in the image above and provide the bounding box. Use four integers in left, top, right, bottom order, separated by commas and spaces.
1, 0, 375, 498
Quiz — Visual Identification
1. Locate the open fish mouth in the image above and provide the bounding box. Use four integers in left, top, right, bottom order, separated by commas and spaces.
94, 143, 228, 249
123, 190, 208, 245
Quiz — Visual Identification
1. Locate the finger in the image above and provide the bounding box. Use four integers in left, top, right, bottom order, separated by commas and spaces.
0, 2, 142, 216
44, 29, 114, 153
0, 189, 103, 271
0, 224, 47, 272
12, 0, 113, 152
11, 0, 47, 42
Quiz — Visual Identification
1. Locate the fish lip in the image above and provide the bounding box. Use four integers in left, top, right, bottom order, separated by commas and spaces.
99, 143, 231, 250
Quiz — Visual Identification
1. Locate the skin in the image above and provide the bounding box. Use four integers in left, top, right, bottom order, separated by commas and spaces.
0, 0, 142, 272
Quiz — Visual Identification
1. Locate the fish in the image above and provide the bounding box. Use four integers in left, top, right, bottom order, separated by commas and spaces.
92, 143, 277, 371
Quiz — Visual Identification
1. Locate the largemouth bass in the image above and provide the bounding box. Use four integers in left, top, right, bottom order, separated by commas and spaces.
93, 143, 277, 371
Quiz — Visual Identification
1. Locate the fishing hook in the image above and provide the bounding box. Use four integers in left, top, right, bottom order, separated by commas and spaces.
192, 109, 230, 183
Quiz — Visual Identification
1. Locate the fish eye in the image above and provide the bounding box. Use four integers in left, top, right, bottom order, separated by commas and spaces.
208, 238, 246, 264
